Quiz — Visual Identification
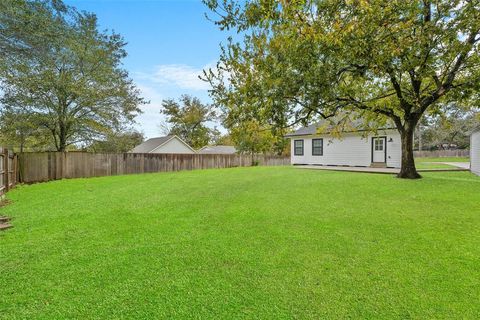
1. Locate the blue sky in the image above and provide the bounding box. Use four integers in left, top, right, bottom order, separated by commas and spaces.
65, 0, 231, 138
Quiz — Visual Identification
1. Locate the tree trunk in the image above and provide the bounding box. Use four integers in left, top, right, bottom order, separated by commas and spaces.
19, 133, 25, 153
397, 128, 421, 179
58, 135, 67, 152
58, 122, 67, 152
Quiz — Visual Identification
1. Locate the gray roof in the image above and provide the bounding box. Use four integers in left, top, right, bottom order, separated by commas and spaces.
198, 145, 237, 154
130, 136, 174, 153
285, 119, 396, 137
285, 123, 322, 137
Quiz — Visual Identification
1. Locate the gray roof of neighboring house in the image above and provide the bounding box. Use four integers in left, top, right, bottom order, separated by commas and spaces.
198, 145, 237, 154
130, 136, 174, 153
285, 119, 396, 137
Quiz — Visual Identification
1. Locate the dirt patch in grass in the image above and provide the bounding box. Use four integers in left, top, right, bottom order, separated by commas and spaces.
0, 198, 12, 208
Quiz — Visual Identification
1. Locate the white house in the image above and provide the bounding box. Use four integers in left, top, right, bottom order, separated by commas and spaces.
130, 135, 196, 154
471, 129, 480, 176
286, 122, 402, 168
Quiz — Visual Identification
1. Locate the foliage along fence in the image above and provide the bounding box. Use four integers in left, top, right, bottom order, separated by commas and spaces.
413, 149, 470, 158
18, 152, 291, 184
0, 148, 18, 196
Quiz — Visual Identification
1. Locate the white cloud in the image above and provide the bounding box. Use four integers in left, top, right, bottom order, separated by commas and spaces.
134, 84, 166, 139
131, 62, 223, 139
136, 63, 212, 91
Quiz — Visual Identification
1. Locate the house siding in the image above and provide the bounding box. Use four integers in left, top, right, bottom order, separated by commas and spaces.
471, 131, 480, 176
150, 138, 195, 154
290, 130, 401, 168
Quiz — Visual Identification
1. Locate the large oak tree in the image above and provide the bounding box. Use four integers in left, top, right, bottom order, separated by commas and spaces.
203, 0, 480, 178
0, 0, 145, 151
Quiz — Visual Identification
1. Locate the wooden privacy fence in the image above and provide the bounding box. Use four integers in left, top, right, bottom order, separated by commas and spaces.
18, 152, 291, 183
0, 148, 18, 196
414, 150, 470, 158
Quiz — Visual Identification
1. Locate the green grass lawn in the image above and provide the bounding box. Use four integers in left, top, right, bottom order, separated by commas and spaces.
1, 167, 479, 319
415, 157, 470, 170
415, 163, 456, 169
415, 162, 458, 170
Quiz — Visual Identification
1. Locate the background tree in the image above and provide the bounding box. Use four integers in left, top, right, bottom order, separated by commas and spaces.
0, 0, 145, 151
87, 129, 144, 153
230, 120, 275, 157
0, 109, 52, 151
419, 106, 479, 150
211, 132, 233, 146
160, 95, 217, 149
229, 124, 288, 156
203, 0, 480, 178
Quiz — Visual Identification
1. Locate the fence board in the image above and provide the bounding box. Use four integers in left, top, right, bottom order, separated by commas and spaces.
414, 150, 469, 158
18, 152, 290, 184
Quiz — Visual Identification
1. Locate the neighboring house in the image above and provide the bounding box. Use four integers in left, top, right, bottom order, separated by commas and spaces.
198, 145, 237, 155
471, 129, 480, 176
130, 135, 196, 154
285, 121, 401, 168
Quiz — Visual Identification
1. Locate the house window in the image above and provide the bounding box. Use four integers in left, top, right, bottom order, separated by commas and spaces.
312, 139, 323, 156
294, 140, 304, 155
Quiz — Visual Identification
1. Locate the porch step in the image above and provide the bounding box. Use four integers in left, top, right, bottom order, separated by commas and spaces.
370, 162, 387, 168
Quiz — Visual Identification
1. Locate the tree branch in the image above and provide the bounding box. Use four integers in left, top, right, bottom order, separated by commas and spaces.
420, 29, 479, 113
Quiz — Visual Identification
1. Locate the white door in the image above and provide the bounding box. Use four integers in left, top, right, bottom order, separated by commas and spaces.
373, 137, 386, 163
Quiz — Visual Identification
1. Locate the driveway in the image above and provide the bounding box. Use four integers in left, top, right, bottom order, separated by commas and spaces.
440, 162, 470, 169
296, 163, 470, 174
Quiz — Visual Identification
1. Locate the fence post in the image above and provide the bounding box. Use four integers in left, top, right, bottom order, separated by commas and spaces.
3, 148, 9, 192
61, 152, 66, 179
17, 153, 23, 183
12, 153, 17, 187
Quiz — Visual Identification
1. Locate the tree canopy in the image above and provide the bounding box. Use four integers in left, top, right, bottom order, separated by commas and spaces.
0, 0, 67, 62
203, 0, 480, 178
87, 129, 144, 153
418, 105, 479, 150
160, 95, 217, 149
0, 0, 146, 151
229, 119, 288, 156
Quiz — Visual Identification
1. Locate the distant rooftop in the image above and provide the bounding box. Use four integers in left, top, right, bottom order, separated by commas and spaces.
130, 136, 174, 153
198, 145, 237, 154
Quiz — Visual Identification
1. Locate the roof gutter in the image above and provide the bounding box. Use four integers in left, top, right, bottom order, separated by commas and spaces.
284, 127, 397, 138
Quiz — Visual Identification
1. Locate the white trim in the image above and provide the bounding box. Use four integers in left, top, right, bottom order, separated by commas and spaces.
149, 135, 196, 154
285, 127, 398, 138
471, 131, 480, 176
